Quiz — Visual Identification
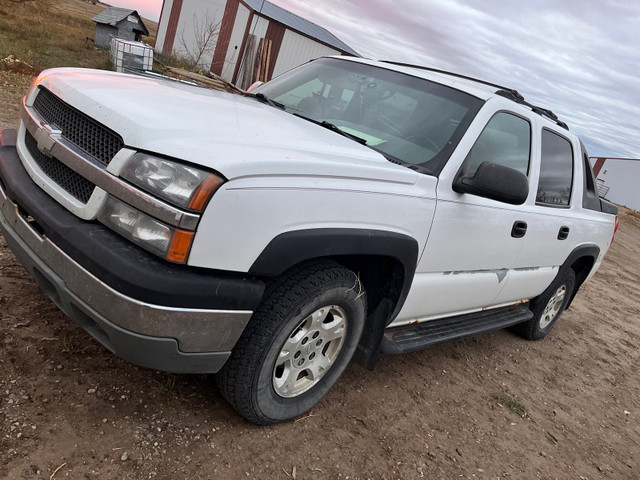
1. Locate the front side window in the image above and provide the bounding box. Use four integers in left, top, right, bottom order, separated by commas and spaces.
255, 58, 483, 175
536, 129, 574, 206
462, 112, 531, 177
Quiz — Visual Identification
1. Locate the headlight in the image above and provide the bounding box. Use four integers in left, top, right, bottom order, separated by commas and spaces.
98, 196, 194, 263
120, 154, 224, 211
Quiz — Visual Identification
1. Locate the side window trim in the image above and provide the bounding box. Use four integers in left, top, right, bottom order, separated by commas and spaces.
535, 127, 575, 208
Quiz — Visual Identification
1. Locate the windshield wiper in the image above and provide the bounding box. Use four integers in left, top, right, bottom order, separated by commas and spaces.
293, 114, 367, 145
244, 92, 286, 110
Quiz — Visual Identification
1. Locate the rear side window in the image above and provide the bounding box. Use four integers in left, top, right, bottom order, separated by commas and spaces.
536, 129, 574, 206
463, 112, 531, 177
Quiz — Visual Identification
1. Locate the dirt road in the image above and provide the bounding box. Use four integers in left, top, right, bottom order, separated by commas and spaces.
1, 75, 639, 480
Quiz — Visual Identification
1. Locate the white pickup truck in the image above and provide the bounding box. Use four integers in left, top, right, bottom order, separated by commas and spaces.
0, 57, 618, 424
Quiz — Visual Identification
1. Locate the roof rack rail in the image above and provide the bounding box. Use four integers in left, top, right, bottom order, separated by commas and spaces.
381, 61, 568, 131
381, 60, 515, 92
495, 89, 568, 130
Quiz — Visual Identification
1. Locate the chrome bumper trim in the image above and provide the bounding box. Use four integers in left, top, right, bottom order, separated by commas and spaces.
0, 182, 252, 353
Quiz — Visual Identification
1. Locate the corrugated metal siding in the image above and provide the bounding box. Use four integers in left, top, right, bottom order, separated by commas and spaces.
233, 15, 269, 85
244, 0, 357, 55
171, 0, 227, 67
222, 3, 250, 81
162, 0, 183, 54
592, 159, 640, 210
251, 15, 270, 40
272, 29, 340, 78
155, 0, 357, 83
155, 0, 173, 52
211, 0, 239, 75
264, 21, 285, 80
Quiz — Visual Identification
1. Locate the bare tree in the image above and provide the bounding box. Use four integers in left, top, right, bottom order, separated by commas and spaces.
177, 10, 222, 71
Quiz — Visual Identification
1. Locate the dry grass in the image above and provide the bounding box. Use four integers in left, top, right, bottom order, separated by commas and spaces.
56, 0, 109, 20
0, 0, 158, 73
53, 0, 158, 39
56, 0, 158, 44
0, 0, 185, 129
0, 70, 34, 129
0, 1, 109, 72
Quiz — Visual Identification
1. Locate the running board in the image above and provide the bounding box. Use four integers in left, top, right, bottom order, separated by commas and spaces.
380, 305, 533, 354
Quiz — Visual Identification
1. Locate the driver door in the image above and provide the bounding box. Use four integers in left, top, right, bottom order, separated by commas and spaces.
393, 110, 534, 324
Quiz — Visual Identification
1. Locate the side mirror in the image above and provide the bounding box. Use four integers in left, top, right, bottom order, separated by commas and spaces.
453, 162, 529, 205
246, 81, 264, 93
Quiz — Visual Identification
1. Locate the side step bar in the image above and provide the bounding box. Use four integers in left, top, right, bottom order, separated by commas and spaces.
381, 305, 533, 354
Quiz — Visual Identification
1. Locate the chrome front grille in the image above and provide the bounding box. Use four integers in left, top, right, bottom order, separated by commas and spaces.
24, 129, 95, 203
32, 88, 124, 166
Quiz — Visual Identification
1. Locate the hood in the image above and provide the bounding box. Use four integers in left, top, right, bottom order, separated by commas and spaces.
35, 68, 418, 185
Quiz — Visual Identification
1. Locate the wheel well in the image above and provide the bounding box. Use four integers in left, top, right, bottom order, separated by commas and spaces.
330, 255, 408, 370
334, 255, 405, 317
258, 254, 406, 370
570, 256, 595, 284
566, 255, 596, 308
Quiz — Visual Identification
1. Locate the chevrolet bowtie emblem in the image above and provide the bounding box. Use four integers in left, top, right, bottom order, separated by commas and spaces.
34, 124, 62, 158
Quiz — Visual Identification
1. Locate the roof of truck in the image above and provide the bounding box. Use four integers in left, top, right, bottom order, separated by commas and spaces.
340, 57, 569, 130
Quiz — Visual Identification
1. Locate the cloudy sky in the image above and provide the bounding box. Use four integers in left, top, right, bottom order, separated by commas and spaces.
117, 0, 638, 158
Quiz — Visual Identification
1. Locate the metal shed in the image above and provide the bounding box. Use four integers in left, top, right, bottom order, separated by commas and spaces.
156, 0, 358, 87
591, 157, 640, 211
92, 7, 150, 48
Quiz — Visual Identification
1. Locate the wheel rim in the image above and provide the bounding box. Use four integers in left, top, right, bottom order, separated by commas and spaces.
539, 284, 567, 329
273, 305, 347, 398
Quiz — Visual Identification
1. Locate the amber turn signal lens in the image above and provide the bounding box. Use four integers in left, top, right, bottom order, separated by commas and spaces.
189, 175, 223, 211
167, 229, 195, 263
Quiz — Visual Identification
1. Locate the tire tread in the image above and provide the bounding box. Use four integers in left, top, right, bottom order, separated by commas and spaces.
216, 260, 364, 424
516, 268, 576, 341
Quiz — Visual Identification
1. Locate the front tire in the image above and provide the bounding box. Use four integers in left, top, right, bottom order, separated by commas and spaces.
517, 269, 576, 340
216, 261, 366, 425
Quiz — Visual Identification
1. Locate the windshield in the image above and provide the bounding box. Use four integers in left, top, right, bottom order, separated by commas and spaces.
255, 58, 483, 174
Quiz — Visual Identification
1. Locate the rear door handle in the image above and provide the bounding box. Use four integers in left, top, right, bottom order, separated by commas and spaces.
558, 225, 570, 240
511, 220, 527, 238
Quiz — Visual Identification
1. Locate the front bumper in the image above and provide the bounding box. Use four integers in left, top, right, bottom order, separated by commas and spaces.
0, 129, 265, 373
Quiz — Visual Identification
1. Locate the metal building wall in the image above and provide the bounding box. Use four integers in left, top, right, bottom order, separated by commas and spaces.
155, 0, 350, 84
272, 29, 340, 78
157, 0, 228, 68
155, 0, 174, 50
221, 3, 251, 81
592, 158, 640, 210
249, 15, 271, 41
232, 15, 271, 83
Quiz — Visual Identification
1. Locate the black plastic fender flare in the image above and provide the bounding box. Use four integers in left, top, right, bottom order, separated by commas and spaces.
555, 244, 600, 308
249, 228, 419, 321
